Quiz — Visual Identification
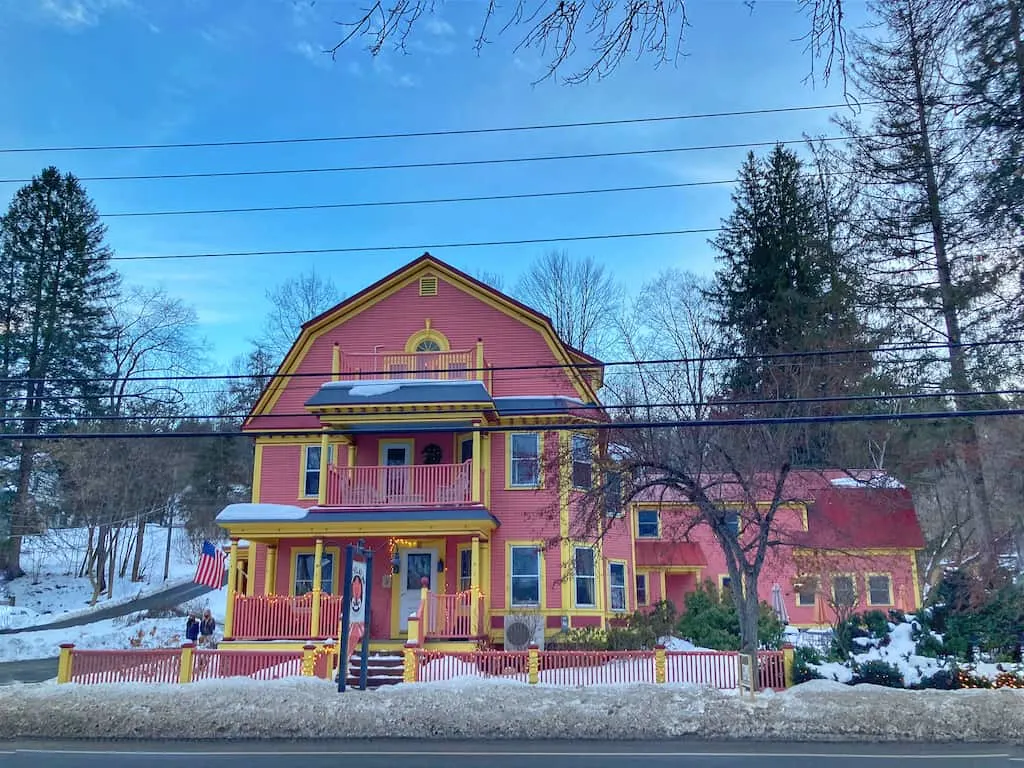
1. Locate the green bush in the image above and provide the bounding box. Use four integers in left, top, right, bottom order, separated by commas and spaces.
625, 600, 677, 648
675, 581, 784, 651
850, 659, 904, 688
935, 582, 1024, 662
547, 626, 608, 651
793, 646, 824, 684
912, 668, 960, 690
861, 610, 891, 640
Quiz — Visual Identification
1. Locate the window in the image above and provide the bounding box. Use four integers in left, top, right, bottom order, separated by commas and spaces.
637, 509, 660, 538
721, 576, 732, 592
608, 562, 627, 612
867, 575, 892, 606
574, 548, 596, 607
509, 433, 540, 487
458, 548, 473, 592
510, 546, 541, 606
415, 338, 441, 352
796, 577, 817, 607
833, 575, 856, 607
604, 471, 623, 518
723, 511, 739, 538
303, 445, 333, 497
460, 437, 473, 463
571, 435, 593, 489
294, 552, 335, 595
636, 574, 648, 606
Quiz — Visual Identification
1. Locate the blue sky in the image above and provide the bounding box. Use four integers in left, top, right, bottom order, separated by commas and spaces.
0, 0, 870, 366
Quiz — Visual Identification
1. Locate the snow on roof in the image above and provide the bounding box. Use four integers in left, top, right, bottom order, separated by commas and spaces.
216, 503, 309, 522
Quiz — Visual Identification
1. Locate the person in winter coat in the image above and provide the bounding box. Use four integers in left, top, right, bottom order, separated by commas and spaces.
199, 609, 216, 646
185, 614, 200, 644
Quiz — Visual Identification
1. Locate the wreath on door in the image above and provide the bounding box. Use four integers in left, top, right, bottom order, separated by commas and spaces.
423, 443, 443, 464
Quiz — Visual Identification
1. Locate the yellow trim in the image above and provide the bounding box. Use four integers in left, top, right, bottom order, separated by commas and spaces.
909, 551, 922, 611
255, 434, 321, 445
220, 520, 496, 539
635, 507, 661, 539
659, 571, 667, 603
249, 258, 598, 420
378, 438, 416, 466
505, 431, 544, 490
404, 326, 450, 353
470, 536, 482, 636
251, 443, 263, 503
606, 558, 628, 615
482, 433, 492, 508
558, 432, 571, 611
636, 570, 649, 606
317, 430, 329, 504
225, 540, 238, 637
178, 644, 194, 683
332, 344, 341, 381
506, 540, 547, 611
288, 545, 342, 596
793, 546, 921, 557
865, 572, 894, 607
57, 645, 73, 684
389, 540, 444, 639
471, 429, 482, 503
245, 551, 256, 596
264, 546, 276, 595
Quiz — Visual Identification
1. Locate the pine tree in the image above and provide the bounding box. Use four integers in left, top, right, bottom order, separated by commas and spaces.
706, 145, 870, 464
840, 0, 1005, 572
0, 167, 119, 575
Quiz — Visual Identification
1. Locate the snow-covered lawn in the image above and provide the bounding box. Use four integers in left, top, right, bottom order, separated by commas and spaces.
1, 524, 206, 628
0, 676, 1021, 742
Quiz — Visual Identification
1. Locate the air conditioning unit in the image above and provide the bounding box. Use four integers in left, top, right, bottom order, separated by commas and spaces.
503, 614, 545, 650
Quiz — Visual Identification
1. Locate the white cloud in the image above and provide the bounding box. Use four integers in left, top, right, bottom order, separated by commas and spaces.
293, 39, 329, 67
36, 0, 130, 28
424, 17, 455, 36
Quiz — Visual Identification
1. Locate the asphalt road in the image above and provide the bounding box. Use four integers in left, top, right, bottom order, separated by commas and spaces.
0, 657, 56, 685
0, 741, 1019, 767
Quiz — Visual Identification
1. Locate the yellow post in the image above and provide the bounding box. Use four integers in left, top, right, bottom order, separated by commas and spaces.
783, 644, 795, 688
470, 537, 481, 637
471, 428, 482, 503
245, 548, 256, 596
56, 643, 74, 684
332, 343, 341, 382
474, 338, 484, 381
419, 577, 430, 635
403, 642, 419, 683
179, 643, 195, 683
528, 644, 540, 685
317, 429, 329, 504
301, 644, 316, 676
310, 538, 324, 637
225, 539, 238, 638
654, 644, 667, 684
264, 546, 277, 595
407, 614, 421, 646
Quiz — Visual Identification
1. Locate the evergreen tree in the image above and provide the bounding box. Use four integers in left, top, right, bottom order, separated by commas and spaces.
0, 167, 119, 575
706, 145, 870, 464
840, 0, 1005, 572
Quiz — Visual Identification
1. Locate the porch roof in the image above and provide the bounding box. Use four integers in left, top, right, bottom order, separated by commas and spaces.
216, 503, 498, 527
306, 379, 491, 407
634, 541, 708, 568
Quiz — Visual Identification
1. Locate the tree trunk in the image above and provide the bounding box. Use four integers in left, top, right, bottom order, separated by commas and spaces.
3, 439, 37, 577
107, 528, 118, 600
131, 516, 147, 582
738, 571, 761, 687
119, 526, 135, 580
906, 4, 996, 571
90, 526, 108, 605
79, 526, 95, 578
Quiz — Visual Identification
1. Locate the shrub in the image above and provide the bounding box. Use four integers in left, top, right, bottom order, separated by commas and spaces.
861, 610, 891, 640
913, 629, 945, 659
792, 646, 823, 684
913, 668, 959, 690
675, 581, 784, 651
626, 600, 677, 647
547, 627, 608, 651
606, 627, 646, 650
850, 659, 904, 688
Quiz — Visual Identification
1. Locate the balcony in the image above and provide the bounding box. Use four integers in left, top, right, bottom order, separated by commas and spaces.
325, 461, 475, 507
337, 349, 481, 382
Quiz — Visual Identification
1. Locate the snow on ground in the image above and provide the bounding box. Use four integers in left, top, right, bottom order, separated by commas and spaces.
1, 524, 208, 627
0, 676, 1021, 742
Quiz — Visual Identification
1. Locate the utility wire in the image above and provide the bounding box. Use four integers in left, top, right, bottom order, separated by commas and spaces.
2, 337, 1015, 387
5, 387, 1023, 425
0, 102, 876, 154
1, 407, 1022, 441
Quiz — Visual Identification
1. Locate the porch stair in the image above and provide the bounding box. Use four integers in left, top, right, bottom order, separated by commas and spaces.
343, 652, 405, 689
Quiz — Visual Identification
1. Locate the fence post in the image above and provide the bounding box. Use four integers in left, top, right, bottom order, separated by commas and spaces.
528, 644, 539, 685
782, 644, 795, 689
654, 644, 667, 684
57, 643, 75, 684
302, 644, 316, 676
179, 643, 195, 683
403, 641, 419, 683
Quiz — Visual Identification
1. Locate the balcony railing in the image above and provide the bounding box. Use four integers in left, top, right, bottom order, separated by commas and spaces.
231, 593, 343, 640
338, 349, 478, 381
326, 462, 474, 507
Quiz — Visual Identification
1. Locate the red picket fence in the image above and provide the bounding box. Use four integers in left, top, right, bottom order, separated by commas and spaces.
413, 648, 789, 690
191, 649, 304, 681
69, 648, 182, 684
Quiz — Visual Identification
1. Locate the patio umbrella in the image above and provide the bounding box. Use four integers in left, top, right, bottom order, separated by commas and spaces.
771, 583, 789, 624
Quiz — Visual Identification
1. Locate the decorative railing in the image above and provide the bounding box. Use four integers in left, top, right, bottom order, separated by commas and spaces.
231, 593, 343, 641
339, 349, 478, 381
326, 462, 473, 507
425, 591, 485, 640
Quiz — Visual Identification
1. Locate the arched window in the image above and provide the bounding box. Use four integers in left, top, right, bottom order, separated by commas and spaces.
414, 339, 442, 352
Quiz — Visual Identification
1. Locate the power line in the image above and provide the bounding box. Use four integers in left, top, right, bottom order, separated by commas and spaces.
1, 406, 1021, 441
6, 387, 1022, 425
0, 102, 874, 155
2, 337, 1016, 387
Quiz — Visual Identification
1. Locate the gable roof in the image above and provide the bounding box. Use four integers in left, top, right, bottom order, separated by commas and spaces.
794, 487, 925, 550
245, 253, 603, 426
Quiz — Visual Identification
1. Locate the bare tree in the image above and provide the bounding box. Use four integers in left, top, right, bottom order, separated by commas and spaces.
514, 250, 623, 358
327, 1, 851, 85
258, 270, 342, 361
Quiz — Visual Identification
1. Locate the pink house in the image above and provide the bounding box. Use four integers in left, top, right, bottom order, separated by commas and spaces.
214, 254, 925, 653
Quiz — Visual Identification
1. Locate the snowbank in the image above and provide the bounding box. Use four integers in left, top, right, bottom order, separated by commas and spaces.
0, 677, 1020, 742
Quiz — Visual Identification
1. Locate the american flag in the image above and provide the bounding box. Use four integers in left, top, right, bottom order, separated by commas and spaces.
194, 540, 226, 589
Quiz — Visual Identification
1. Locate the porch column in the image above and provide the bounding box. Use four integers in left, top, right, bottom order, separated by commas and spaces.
474, 338, 485, 381
317, 429, 330, 504
245, 548, 256, 596
471, 428, 482, 503
310, 537, 324, 638
332, 343, 341, 382
225, 539, 238, 638
264, 545, 277, 594
470, 536, 481, 636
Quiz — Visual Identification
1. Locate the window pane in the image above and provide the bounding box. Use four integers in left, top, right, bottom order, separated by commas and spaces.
511, 433, 539, 459
511, 576, 540, 605
575, 578, 595, 606
406, 553, 432, 590
636, 575, 647, 605
609, 563, 626, 588
574, 548, 595, 576
511, 547, 539, 577
637, 510, 659, 537
306, 446, 321, 470
609, 564, 626, 612
868, 575, 890, 604
834, 576, 856, 606
511, 458, 538, 486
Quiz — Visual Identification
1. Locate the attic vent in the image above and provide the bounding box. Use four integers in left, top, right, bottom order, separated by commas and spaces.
419, 276, 439, 296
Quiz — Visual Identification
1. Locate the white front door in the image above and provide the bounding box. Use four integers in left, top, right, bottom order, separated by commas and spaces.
399, 548, 436, 631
